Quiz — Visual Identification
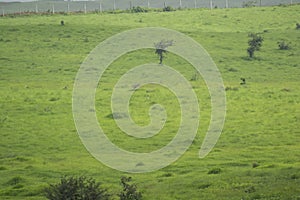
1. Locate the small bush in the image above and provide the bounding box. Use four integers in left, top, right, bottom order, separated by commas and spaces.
131, 6, 148, 13
227, 67, 238, 72
252, 162, 260, 168
245, 185, 256, 193
84, 37, 89, 43
119, 176, 142, 200
296, 23, 300, 30
162, 172, 173, 177
291, 174, 299, 180
163, 6, 175, 12
49, 97, 59, 102
278, 40, 291, 50
45, 176, 110, 200
6, 176, 24, 186
198, 183, 211, 189
208, 168, 222, 174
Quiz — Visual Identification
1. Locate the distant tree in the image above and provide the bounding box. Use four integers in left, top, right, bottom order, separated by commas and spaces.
45, 176, 110, 200
118, 176, 142, 200
154, 40, 173, 64
247, 33, 263, 58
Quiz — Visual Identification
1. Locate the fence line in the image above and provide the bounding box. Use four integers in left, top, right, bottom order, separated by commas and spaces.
0, 0, 299, 16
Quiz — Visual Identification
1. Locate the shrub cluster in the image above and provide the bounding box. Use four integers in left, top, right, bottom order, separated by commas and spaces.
45, 176, 142, 200
45, 176, 110, 200
163, 6, 175, 12
130, 6, 148, 13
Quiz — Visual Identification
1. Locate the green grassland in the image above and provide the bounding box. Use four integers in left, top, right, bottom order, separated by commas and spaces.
0, 5, 300, 200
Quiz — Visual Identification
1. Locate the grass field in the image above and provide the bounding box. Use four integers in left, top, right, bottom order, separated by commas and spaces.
0, 4, 300, 200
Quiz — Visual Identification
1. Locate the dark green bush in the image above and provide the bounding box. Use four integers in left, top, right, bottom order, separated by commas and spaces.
163, 6, 175, 12
252, 162, 260, 168
278, 40, 291, 50
247, 33, 263, 58
208, 168, 222, 174
6, 176, 24, 186
118, 177, 142, 200
131, 6, 148, 13
45, 176, 110, 200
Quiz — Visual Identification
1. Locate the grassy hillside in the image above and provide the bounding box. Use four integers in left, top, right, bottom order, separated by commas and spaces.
0, 5, 300, 200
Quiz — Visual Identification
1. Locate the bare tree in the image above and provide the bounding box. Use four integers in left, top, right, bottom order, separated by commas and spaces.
154, 40, 173, 64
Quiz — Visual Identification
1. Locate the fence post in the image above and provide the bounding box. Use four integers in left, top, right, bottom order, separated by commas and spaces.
164, 2, 166, 8
129, 1, 132, 10
113, 0, 116, 10
84, 3, 87, 14
210, 0, 213, 9
35, 3, 38, 13
225, 0, 228, 8
290, 0, 293, 4
147, 0, 150, 8
179, 0, 182, 8
194, 0, 197, 8
259, 0, 262, 6
52, 4, 55, 14
99, 2, 102, 12
2, 9, 4, 17
67, 2, 70, 13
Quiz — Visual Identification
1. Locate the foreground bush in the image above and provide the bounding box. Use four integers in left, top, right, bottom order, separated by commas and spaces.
119, 176, 142, 200
45, 176, 110, 200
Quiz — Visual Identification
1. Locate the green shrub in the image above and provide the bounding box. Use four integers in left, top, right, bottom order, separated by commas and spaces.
252, 162, 260, 168
163, 6, 175, 12
247, 33, 263, 58
244, 185, 256, 193
45, 176, 110, 200
118, 177, 142, 200
208, 168, 222, 174
278, 40, 291, 50
6, 176, 24, 186
296, 23, 300, 29
131, 6, 148, 13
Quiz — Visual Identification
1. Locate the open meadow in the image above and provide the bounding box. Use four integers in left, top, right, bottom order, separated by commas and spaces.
0, 4, 300, 200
